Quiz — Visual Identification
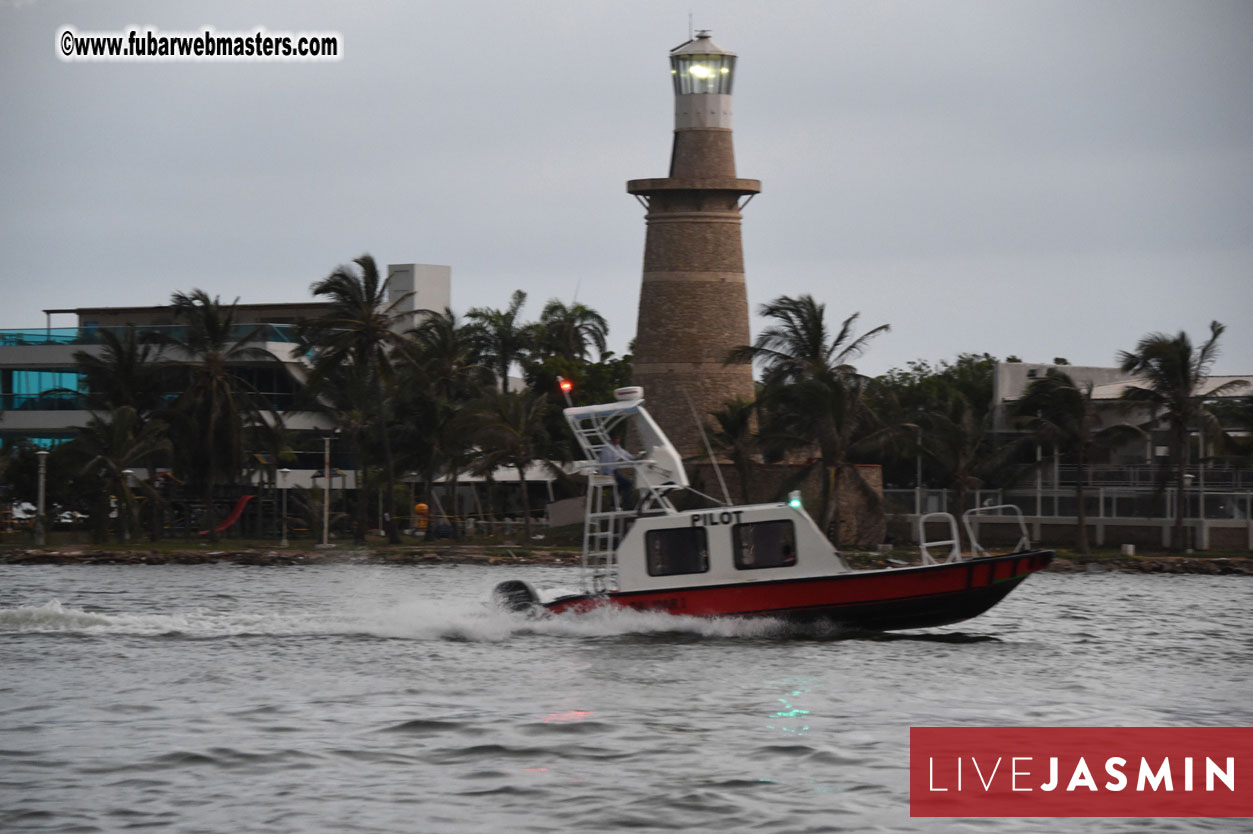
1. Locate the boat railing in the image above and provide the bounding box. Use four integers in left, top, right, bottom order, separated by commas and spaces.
962, 504, 1032, 557
920, 505, 1034, 565
919, 512, 963, 565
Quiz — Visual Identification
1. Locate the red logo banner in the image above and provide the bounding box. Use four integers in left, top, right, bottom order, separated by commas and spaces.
910, 727, 1253, 817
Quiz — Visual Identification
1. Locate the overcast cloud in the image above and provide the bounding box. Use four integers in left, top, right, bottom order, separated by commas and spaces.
3, 0, 1250, 376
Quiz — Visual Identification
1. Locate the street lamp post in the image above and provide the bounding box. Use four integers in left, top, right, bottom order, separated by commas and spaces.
914, 424, 923, 517
1183, 472, 1196, 551
121, 469, 135, 542
322, 435, 331, 546
279, 468, 291, 547
317, 433, 337, 548
35, 449, 49, 547
913, 407, 924, 518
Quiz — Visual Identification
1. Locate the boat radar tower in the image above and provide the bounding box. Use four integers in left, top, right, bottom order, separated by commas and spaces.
627, 30, 760, 458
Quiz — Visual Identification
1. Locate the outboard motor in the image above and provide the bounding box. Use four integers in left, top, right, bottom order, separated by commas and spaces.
491, 580, 540, 615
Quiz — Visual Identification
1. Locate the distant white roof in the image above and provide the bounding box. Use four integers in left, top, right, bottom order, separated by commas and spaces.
428, 461, 566, 484
1090, 375, 1253, 400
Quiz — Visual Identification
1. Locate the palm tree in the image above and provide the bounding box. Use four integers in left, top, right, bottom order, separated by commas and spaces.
730, 295, 893, 543
922, 390, 998, 521
729, 296, 890, 385
297, 255, 415, 543
709, 397, 758, 504
301, 363, 374, 543
72, 325, 168, 418
535, 299, 608, 362
406, 309, 493, 400
77, 406, 171, 542
167, 289, 275, 541
1117, 321, 1248, 550
401, 309, 494, 534
1210, 396, 1253, 465
471, 389, 555, 539
866, 353, 1003, 493
467, 290, 535, 394
1014, 371, 1145, 553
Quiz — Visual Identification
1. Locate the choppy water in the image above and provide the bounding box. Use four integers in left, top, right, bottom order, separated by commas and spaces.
1, 563, 1249, 833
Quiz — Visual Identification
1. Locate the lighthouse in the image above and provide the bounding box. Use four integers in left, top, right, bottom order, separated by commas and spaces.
628, 30, 760, 458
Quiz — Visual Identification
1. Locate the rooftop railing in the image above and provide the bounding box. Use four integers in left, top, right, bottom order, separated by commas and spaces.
0, 323, 301, 346
885, 487, 1253, 521
1037, 463, 1253, 490
1, 390, 299, 412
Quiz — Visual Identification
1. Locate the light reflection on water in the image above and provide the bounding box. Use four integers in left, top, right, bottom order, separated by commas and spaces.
0, 564, 1249, 833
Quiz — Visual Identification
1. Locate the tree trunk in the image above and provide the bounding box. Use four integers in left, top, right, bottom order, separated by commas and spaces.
517, 464, 531, 539
375, 376, 402, 544
203, 482, 218, 542
823, 465, 842, 546
121, 485, 135, 544
353, 462, 368, 544
1172, 427, 1187, 552
149, 493, 161, 543
445, 468, 460, 539
204, 410, 220, 542
955, 482, 970, 551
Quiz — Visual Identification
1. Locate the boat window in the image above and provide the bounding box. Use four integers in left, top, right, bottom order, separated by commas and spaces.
645, 527, 709, 577
733, 520, 797, 570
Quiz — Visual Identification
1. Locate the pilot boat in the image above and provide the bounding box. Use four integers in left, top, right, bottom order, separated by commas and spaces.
492, 388, 1052, 631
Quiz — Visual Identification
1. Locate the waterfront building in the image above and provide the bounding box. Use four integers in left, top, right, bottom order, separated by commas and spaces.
882, 360, 1253, 551
0, 264, 449, 461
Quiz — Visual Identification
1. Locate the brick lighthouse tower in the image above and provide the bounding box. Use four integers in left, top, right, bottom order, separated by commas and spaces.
628, 31, 760, 458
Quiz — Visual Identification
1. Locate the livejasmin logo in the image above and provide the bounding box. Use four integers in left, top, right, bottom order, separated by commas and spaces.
909, 727, 1253, 817
927, 752, 1234, 793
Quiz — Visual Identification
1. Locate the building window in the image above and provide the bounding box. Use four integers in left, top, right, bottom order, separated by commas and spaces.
228, 365, 300, 411
645, 527, 709, 577
0, 368, 85, 410
733, 520, 797, 570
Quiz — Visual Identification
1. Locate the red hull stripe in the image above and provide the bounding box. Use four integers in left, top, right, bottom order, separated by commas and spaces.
546, 551, 1052, 618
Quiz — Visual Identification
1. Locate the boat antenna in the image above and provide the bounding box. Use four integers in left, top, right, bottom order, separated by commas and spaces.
683, 390, 732, 506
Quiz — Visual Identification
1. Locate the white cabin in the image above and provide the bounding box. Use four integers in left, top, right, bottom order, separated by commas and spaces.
615, 502, 850, 593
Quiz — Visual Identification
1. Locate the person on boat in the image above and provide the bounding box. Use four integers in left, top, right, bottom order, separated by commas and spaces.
598, 431, 635, 508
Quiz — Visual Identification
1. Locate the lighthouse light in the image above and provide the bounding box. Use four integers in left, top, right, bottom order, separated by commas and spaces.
670, 52, 736, 95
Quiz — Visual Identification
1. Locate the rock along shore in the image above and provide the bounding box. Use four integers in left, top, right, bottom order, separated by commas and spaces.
1, 547, 1250, 574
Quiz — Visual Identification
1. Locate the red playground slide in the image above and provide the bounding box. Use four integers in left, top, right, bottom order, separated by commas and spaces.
198, 495, 256, 535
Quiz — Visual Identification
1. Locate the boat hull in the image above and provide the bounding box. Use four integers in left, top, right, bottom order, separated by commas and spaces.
544, 550, 1053, 631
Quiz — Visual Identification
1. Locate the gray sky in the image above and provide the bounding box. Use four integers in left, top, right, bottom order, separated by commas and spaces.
3, 0, 1251, 376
